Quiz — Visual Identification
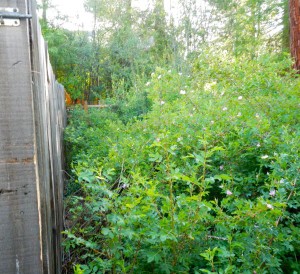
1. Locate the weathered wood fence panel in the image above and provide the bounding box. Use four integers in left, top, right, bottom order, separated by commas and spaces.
0, 0, 65, 273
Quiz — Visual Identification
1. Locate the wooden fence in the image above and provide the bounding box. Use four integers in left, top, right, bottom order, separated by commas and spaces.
0, 0, 65, 273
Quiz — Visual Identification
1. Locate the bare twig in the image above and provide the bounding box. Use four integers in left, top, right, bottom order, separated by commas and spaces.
207, 235, 228, 241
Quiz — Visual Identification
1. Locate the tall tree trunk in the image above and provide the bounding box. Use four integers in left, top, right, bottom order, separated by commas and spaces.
126, 0, 132, 26
154, 0, 170, 61
92, 1, 98, 42
282, 0, 290, 51
289, 0, 300, 71
42, 0, 48, 23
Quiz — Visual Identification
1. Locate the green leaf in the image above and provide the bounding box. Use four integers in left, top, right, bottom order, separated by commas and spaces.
146, 251, 162, 263
78, 170, 94, 183
101, 227, 111, 236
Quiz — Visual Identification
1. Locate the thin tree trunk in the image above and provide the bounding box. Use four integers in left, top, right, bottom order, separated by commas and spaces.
126, 0, 132, 26
42, 0, 48, 23
289, 0, 300, 71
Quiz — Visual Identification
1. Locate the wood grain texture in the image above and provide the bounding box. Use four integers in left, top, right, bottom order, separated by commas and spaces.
0, 0, 65, 273
0, 0, 43, 273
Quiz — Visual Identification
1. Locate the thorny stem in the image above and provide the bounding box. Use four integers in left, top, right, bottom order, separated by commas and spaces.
164, 144, 177, 268
129, 240, 141, 274
275, 178, 297, 227
268, 178, 297, 248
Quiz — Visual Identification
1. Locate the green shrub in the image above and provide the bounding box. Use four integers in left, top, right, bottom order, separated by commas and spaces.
63, 52, 300, 273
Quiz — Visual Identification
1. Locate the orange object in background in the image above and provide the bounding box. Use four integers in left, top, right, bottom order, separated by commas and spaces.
65, 91, 73, 106
74, 98, 85, 105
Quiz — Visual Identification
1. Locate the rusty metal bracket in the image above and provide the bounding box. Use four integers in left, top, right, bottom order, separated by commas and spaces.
0, 7, 32, 27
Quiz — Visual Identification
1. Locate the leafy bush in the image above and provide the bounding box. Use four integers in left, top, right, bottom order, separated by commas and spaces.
63, 53, 300, 273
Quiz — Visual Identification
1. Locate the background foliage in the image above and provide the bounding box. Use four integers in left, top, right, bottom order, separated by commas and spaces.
42, 0, 288, 102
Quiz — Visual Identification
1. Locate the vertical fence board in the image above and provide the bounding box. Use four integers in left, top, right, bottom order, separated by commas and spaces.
0, 0, 43, 273
0, 0, 66, 273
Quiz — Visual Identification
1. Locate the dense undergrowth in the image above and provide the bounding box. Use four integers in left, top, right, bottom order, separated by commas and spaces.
63, 52, 300, 273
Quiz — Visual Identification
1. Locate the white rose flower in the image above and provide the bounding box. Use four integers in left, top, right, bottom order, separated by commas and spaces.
226, 190, 233, 196
267, 204, 274, 210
